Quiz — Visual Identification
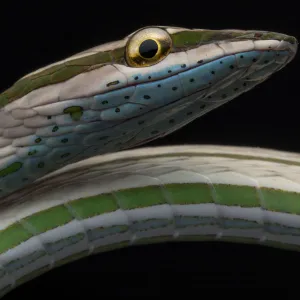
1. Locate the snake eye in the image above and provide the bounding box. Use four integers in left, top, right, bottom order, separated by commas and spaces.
125, 27, 172, 68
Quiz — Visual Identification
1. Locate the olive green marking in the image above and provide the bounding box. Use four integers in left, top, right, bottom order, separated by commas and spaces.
284, 36, 297, 44
69, 193, 118, 219
111, 46, 126, 64
214, 184, 259, 207
68, 52, 112, 67
0, 47, 124, 108
254, 32, 297, 44
115, 186, 167, 209
24, 205, 74, 234
171, 30, 245, 49
261, 188, 300, 215
171, 30, 297, 51
0, 162, 23, 178
164, 183, 213, 204
0, 223, 33, 254
53, 65, 88, 82
63, 106, 84, 121
35, 137, 42, 143
52, 125, 59, 132
106, 80, 120, 87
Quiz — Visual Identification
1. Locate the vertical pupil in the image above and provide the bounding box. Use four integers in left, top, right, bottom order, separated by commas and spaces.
139, 39, 158, 58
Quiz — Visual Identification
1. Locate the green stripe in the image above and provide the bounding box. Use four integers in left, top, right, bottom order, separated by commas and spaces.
164, 183, 213, 204
69, 193, 118, 218
171, 30, 244, 48
214, 184, 259, 207
0, 48, 124, 108
261, 188, 300, 214
24, 205, 74, 234
115, 186, 167, 209
170, 30, 295, 49
1, 183, 300, 255
0, 223, 33, 254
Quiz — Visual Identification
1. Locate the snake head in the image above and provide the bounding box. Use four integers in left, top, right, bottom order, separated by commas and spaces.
0, 26, 297, 198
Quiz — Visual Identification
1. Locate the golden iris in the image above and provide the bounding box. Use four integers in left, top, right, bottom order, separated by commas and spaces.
125, 27, 172, 67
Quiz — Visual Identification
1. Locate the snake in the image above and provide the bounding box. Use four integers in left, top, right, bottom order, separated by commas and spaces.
0, 25, 298, 297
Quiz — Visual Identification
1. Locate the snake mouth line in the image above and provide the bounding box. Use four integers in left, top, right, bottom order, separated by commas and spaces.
88, 45, 294, 125
110, 46, 294, 148
86, 46, 296, 101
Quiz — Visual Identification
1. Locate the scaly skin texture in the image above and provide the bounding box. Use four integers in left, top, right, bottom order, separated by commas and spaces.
0, 28, 296, 106
2, 145, 300, 297
0, 26, 297, 199
0, 26, 298, 297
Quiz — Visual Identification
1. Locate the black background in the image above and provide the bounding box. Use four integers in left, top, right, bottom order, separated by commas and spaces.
0, 1, 299, 297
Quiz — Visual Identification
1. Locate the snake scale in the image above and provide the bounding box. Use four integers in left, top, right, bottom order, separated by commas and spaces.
0, 26, 298, 297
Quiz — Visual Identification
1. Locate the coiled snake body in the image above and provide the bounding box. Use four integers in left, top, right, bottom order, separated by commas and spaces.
0, 26, 298, 297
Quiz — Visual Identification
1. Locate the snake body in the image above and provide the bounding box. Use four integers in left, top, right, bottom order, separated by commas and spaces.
0, 26, 298, 296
